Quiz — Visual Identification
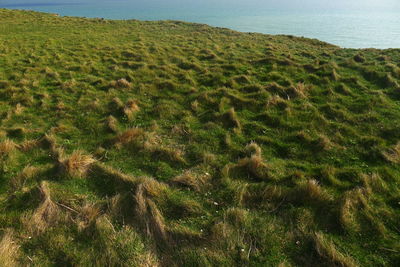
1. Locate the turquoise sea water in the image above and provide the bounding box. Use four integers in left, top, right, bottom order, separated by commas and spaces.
1, 0, 399, 49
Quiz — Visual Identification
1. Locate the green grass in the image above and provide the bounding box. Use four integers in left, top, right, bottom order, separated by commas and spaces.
0, 8, 400, 266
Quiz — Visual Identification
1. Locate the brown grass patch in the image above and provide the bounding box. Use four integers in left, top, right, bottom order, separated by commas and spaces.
361, 173, 388, 194
14, 103, 24, 115
23, 181, 61, 235
293, 179, 333, 205
111, 97, 124, 110
171, 169, 211, 192
111, 78, 132, 89
143, 133, 186, 164
288, 82, 312, 98
0, 138, 16, 157
313, 232, 358, 267
123, 99, 140, 121
77, 202, 102, 231
17, 138, 41, 152
112, 127, 144, 148
0, 230, 20, 267
59, 150, 96, 177
134, 179, 169, 242
339, 188, 369, 232
224, 142, 270, 181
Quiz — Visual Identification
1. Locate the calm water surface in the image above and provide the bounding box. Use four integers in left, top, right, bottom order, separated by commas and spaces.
1, 0, 399, 49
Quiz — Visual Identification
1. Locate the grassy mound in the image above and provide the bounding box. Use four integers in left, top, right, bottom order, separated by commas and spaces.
0, 9, 400, 266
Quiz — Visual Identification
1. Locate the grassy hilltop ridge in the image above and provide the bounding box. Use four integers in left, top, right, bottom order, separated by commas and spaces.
0, 8, 400, 266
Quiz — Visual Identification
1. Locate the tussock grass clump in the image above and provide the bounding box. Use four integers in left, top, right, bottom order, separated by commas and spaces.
287, 82, 312, 98
221, 107, 241, 131
291, 179, 333, 206
171, 169, 211, 192
382, 142, 400, 164
94, 215, 161, 267
223, 142, 270, 181
335, 83, 353, 95
76, 202, 102, 231
111, 78, 132, 89
361, 173, 388, 194
1, 9, 400, 266
134, 178, 169, 243
59, 150, 96, 177
340, 189, 363, 232
0, 138, 16, 157
112, 127, 144, 148
60, 79, 77, 91
105, 115, 119, 133
143, 133, 186, 164
18, 139, 40, 152
0, 230, 20, 267
331, 68, 340, 81
23, 181, 61, 234
313, 232, 358, 267
123, 99, 140, 121
267, 95, 288, 108
110, 97, 124, 110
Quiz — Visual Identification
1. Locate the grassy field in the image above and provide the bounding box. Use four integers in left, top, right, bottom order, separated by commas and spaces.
0, 8, 400, 266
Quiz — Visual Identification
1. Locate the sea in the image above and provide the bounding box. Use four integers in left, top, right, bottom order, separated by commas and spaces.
1, 0, 399, 49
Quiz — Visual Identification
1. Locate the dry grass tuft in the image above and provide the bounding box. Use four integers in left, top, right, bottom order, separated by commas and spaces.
225, 142, 270, 181
0, 138, 16, 157
17, 138, 41, 152
382, 142, 400, 164
340, 187, 371, 232
134, 179, 168, 242
289, 82, 312, 98
77, 202, 102, 231
361, 173, 388, 194
313, 232, 358, 267
294, 179, 333, 205
59, 150, 96, 177
111, 97, 124, 110
246, 142, 262, 157
111, 78, 132, 89
112, 127, 144, 148
105, 115, 119, 133
267, 95, 288, 108
14, 103, 24, 115
123, 99, 140, 121
23, 181, 61, 235
0, 230, 20, 267
316, 134, 334, 151
171, 169, 211, 192
143, 133, 186, 164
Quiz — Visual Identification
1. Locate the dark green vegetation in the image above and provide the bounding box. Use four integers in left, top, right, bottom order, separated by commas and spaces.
1, 9, 400, 266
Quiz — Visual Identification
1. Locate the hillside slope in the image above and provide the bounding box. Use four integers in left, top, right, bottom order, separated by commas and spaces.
0, 9, 400, 266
